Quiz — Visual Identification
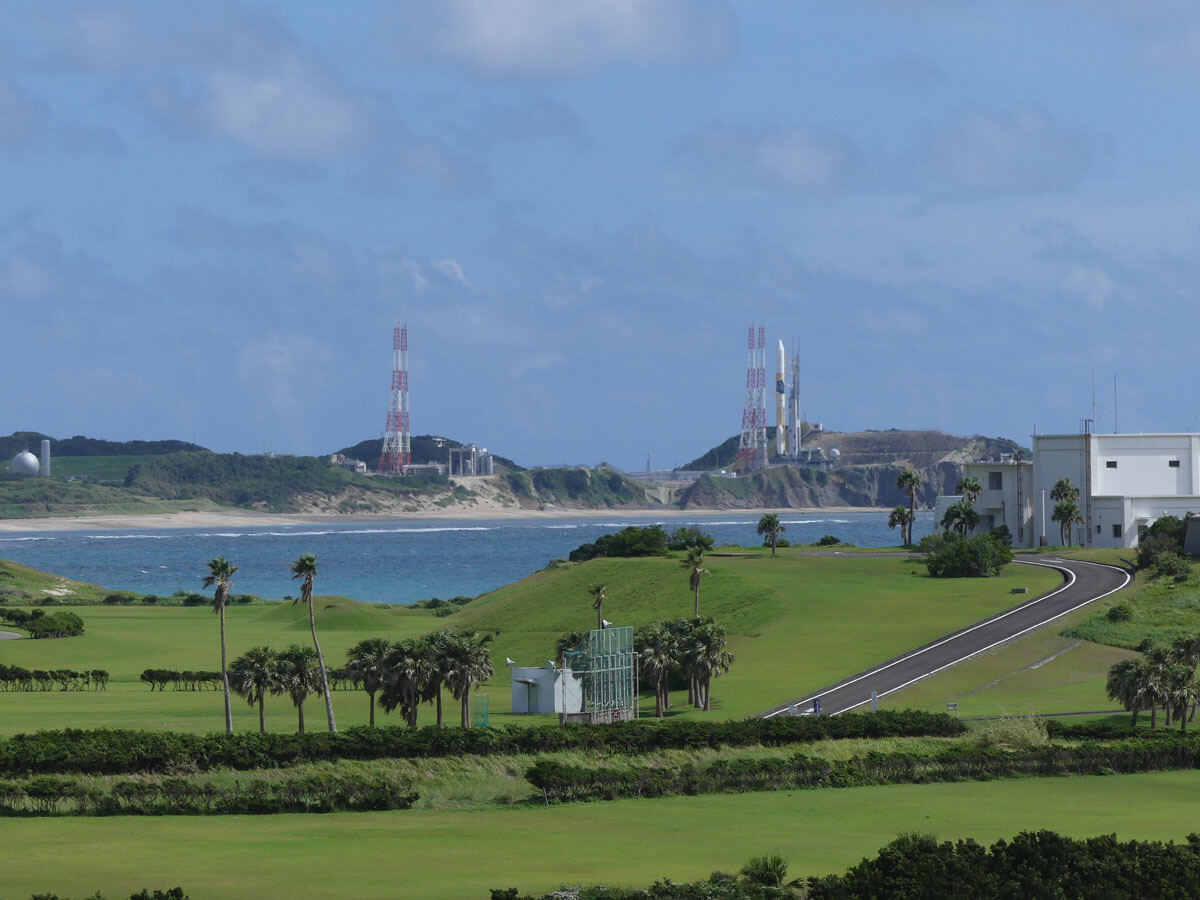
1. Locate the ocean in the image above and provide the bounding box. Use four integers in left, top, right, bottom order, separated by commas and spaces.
0, 511, 934, 605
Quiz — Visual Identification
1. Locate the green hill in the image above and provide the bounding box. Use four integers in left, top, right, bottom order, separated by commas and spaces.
335, 435, 522, 472
0, 432, 206, 459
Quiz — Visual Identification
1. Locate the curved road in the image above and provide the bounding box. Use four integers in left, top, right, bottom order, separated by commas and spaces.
762, 557, 1132, 718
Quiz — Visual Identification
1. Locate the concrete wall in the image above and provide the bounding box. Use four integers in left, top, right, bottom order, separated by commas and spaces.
510, 665, 582, 714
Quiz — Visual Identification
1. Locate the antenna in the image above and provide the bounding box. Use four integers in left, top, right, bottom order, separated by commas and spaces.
1091, 370, 1096, 427
377, 322, 411, 474
1113, 374, 1118, 433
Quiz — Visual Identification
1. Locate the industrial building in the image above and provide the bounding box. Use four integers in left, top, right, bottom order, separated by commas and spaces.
935, 431, 1200, 549
448, 443, 494, 477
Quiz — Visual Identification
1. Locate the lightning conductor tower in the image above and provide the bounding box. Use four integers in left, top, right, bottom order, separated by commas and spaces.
789, 346, 802, 457
737, 324, 768, 471
377, 322, 411, 474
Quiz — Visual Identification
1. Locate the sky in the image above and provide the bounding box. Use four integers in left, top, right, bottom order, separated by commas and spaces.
3, 1, 1200, 470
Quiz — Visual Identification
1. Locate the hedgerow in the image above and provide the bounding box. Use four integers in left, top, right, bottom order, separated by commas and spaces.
0, 711, 963, 776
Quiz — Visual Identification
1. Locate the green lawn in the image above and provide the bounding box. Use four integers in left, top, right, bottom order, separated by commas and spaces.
3, 771, 1199, 899
0, 554, 1062, 732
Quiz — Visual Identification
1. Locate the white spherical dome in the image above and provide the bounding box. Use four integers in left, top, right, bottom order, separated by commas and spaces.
10, 451, 39, 475
829, 448, 841, 459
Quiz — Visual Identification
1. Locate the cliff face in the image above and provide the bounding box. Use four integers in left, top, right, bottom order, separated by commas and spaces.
677, 460, 977, 510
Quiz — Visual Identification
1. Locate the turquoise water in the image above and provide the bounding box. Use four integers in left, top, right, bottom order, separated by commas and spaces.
0, 511, 934, 605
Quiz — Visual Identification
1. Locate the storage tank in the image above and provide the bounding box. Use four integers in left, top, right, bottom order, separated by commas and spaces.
10, 451, 39, 475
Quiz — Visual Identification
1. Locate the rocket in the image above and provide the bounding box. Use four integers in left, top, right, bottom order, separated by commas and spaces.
775, 340, 788, 457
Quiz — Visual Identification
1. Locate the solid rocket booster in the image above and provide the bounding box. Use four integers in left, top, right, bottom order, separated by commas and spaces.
775, 340, 787, 457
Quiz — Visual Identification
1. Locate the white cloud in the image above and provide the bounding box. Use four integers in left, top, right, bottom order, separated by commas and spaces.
389, 0, 735, 78
680, 125, 862, 194
1065, 266, 1116, 308
921, 104, 1092, 193
198, 67, 366, 159
0, 256, 57, 298
431, 258, 471, 285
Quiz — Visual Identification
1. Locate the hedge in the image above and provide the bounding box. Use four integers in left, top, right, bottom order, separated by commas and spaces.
0, 711, 964, 776
526, 733, 1200, 804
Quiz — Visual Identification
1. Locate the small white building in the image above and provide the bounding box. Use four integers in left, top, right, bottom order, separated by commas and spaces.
939, 432, 1200, 550
509, 663, 583, 714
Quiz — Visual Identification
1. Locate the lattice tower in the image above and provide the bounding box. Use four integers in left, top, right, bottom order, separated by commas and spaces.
377, 323, 411, 474
736, 324, 768, 471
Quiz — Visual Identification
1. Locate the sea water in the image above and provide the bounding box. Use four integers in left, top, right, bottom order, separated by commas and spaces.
0, 511, 934, 605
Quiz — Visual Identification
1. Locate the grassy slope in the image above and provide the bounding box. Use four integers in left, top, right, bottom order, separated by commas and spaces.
0, 553, 1060, 732
0, 558, 126, 604
457, 550, 1059, 718
3, 771, 1200, 899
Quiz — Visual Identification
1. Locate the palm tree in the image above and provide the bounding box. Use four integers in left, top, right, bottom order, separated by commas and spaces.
290, 553, 337, 733
443, 630, 494, 728
1051, 500, 1083, 546
687, 622, 734, 711
274, 644, 321, 734
202, 556, 238, 735
888, 505, 914, 547
418, 630, 454, 727
345, 637, 392, 727
757, 513, 784, 556
588, 583, 607, 631
637, 623, 678, 718
682, 547, 710, 617
896, 469, 922, 546
955, 476, 983, 505
1106, 657, 1147, 727
229, 646, 279, 733
941, 500, 980, 536
378, 639, 423, 726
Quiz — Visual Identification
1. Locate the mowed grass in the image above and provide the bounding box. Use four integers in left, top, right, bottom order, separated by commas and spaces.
882, 560, 1144, 718
3, 771, 1200, 899
0, 554, 1062, 732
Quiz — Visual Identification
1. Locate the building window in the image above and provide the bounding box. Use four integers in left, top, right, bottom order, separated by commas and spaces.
1112, 524, 1122, 538
1096, 524, 1101, 534
1169, 460, 1181, 468
1105, 460, 1117, 469
988, 472, 1002, 490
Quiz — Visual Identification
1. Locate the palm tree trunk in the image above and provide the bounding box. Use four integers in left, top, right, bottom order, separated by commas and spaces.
368, 690, 376, 727
436, 685, 444, 726
1150, 705, 1157, 729
307, 597, 338, 733
694, 585, 700, 618
219, 606, 233, 735
703, 675, 711, 711
461, 692, 471, 728
297, 700, 305, 734
258, 695, 265, 733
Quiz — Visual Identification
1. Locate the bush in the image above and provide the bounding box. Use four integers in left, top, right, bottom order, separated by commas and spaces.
1138, 533, 1182, 570
1155, 552, 1192, 583
1107, 603, 1134, 622
568, 526, 669, 562
815, 535, 842, 547
925, 534, 1013, 578
667, 528, 715, 552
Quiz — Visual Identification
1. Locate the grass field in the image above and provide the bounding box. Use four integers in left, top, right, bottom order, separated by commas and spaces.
3, 771, 1200, 899
0, 553, 1061, 732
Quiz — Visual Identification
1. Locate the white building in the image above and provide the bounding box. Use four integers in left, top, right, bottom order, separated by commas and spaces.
509, 663, 583, 714
938, 432, 1200, 550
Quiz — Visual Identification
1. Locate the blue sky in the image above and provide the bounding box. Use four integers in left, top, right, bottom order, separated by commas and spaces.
3, 1, 1200, 469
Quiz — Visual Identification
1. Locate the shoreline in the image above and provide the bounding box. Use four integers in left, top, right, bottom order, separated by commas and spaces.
0, 505, 889, 533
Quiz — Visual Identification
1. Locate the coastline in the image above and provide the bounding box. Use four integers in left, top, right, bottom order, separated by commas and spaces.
0, 505, 886, 533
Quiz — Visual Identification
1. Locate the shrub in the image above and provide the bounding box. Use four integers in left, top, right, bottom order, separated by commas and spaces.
1155, 552, 1192, 583
1138, 534, 1181, 570
815, 535, 842, 546
925, 534, 1013, 577
1107, 603, 1134, 622
667, 527, 715, 552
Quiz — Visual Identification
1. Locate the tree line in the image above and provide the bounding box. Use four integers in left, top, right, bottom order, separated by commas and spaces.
223, 631, 495, 734
0, 608, 84, 638
490, 831, 1200, 900
0, 666, 107, 691
1107, 635, 1200, 729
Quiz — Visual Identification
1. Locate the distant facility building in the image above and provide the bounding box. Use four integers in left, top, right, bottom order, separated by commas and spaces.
449, 443, 494, 476
9, 450, 39, 475
936, 431, 1200, 549
328, 453, 368, 474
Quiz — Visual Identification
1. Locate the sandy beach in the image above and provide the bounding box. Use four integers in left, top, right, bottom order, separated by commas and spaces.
0, 505, 882, 533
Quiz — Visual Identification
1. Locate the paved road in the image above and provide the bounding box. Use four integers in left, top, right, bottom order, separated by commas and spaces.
0, 630, 20, 641
762, 557, 1132, 718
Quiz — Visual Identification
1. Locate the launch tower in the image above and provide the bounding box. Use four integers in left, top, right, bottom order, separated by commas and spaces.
736, 324, 768, 471
377, 322, 411, 474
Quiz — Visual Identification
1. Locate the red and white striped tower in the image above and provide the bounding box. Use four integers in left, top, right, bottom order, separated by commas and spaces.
377, 323, 411, 474
736, 324, 769, 471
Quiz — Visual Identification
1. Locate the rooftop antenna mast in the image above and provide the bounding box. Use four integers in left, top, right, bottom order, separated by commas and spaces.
377, 322, 411, 474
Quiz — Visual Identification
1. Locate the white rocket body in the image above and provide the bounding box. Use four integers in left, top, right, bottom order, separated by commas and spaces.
775, 340, 787, 457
